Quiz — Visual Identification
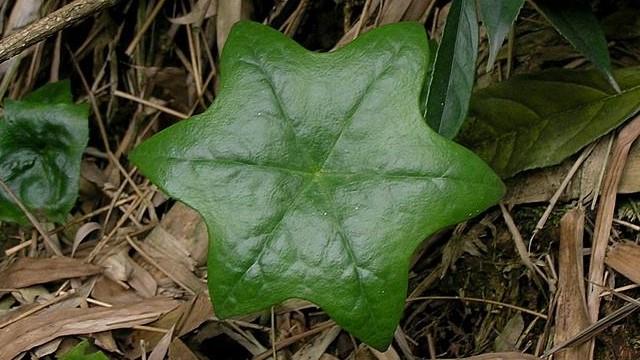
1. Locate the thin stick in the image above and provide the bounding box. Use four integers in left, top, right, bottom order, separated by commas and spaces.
612, 218, 640, 231
113, 90, 189, 119
0, 178, 62, 256
529, 142, 596, 247
543, 300, 640, 357
270, 307, 277, 360
125, 0, 168, 56
253, 321, 337, 360
86, 297, 112, 307
600, 283, 640, 297
85, 192, 146, 262
406, 295, 548, 319
48, 195, 136, 235
4, 240, 33, 256
354, 0, 373, 37
591, 134, 615, 210
132, 325, 170, 333
68, 45, 112, 154
500, 203, 547, 284
0, 0, 120, 63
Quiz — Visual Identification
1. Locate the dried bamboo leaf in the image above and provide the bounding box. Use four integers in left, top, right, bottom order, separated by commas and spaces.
555, 208, 590, 360
0, 297, 179, 360
0, 257, 102, 289
605, 241, 640, 285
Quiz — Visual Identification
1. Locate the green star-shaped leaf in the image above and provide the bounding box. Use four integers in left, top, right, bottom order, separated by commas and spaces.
130, 21, 504, 349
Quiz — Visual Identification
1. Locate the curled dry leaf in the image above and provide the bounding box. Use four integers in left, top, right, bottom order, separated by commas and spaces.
0, 257, 102, 289
72, 222, 101, 257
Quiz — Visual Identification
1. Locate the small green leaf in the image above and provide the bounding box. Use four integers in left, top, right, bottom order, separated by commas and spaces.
479, 0, 524, 71
58, 341, 109, 360
533, 0, 620, 92
425, 0, 479, 139
457, 68, 640, 178
130, 21, 504, 349
0, 81, 89, 223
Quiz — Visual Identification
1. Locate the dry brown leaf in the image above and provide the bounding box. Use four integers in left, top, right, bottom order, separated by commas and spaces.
505, 140, 640, 205
216, 0, 252, 55
169, 338, 200, 360
93, 331, 121, 354
588, 115, 640, 326
99, 250, 132, 283
156, 202, 208, 265
0, 297, 179, 360
605, 241, 640, 285
319, 354, 340, 360
33, 338, 63, 358
176, 292, 213, 336
353, 344, 377, 360
403, 0, 431, 21
555, 208, 590, 360
379, 0, 413, 24
291, 325, 341, 360
0, 0, 42, 75
170, 0, 217, 24
369, 346, 401, 360
0, 257, 102, 289
134, 203, 208, 294
5, 0, 41, 34
127, 300, 187, 359
128, 256, 158, 298
10, 285, 49, 304
494, 314, 524, 352
92, 276, 143, 305
148, 325, 174, 360
456, 353, 540, 360
80, 160, 107, 188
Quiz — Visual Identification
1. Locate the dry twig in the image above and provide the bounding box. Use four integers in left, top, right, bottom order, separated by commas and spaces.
0, 0, 121, 63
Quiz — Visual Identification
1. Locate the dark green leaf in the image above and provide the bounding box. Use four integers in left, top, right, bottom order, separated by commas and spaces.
58, 341, 109, 360
533, 0, 620, 92
130, 21, 504, 349
425, 0, 479, 139
479, 0, 524, 71
457, 68, 640, 178
0, 81, 89, 223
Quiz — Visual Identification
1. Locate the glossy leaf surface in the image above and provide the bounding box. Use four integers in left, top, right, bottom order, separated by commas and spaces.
479, 0, 524, 71
458, 68, 640, 178
533, 0, 619, 91
0, 81, 89, 223
130, 21, 504, 349
425, 0, 478, 139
